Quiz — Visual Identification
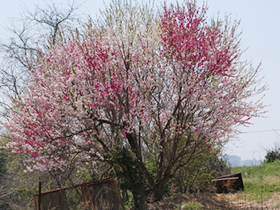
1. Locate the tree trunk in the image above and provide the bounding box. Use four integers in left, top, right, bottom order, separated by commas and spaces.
152, 182, 165, 202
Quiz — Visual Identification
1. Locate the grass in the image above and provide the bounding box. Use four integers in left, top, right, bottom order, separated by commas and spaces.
239, 192, 272, 203
230, 160, 280, 203
231, 160, 280, 193
147, 161, 280, 209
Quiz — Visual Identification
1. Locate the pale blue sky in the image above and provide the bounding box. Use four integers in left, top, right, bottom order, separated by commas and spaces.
1, 0, 280, 161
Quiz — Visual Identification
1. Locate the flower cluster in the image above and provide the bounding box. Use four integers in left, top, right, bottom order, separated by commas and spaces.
4, 1, 265, 177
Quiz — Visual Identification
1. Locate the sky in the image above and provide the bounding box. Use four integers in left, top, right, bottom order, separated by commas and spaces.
0, 0, 280, 161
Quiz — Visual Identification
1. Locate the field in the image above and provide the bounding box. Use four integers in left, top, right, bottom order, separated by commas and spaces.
142, 161, 280, 209
231, 160, 280, 193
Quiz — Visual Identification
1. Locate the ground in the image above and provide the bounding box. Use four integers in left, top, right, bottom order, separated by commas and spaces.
140, 192, 280, 209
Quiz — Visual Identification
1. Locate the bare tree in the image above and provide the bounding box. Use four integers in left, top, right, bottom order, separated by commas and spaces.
0, 0, 83, 119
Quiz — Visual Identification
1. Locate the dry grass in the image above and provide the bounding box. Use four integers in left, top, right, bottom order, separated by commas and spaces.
217, 192, 280, 209
141, 192, 280, 210
264, 175, 280, 186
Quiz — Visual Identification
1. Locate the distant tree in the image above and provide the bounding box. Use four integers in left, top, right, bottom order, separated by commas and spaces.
206, 154, 231, 178
0, 0, 81, 119
3, 0, 265, 203
264, 141, 280, 163
265, 151, 280, 163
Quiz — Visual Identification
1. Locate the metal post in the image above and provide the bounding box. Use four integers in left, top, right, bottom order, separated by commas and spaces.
33, 195, 38, 210
38, 181, 42, 210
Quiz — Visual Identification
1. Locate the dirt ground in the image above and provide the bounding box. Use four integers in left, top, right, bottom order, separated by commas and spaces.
140, 192, 280, 209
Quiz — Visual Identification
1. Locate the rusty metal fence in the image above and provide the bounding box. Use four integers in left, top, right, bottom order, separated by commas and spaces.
33, 178, 125, 210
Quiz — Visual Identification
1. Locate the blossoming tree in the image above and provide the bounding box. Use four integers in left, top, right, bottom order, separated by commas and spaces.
4, 0, 265, 201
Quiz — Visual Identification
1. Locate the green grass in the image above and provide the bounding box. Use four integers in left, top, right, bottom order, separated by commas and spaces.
230, 160, 280, 203
231, 160, 280, 193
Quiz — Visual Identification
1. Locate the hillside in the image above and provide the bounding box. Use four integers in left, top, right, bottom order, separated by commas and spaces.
231, 160, 280, 193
